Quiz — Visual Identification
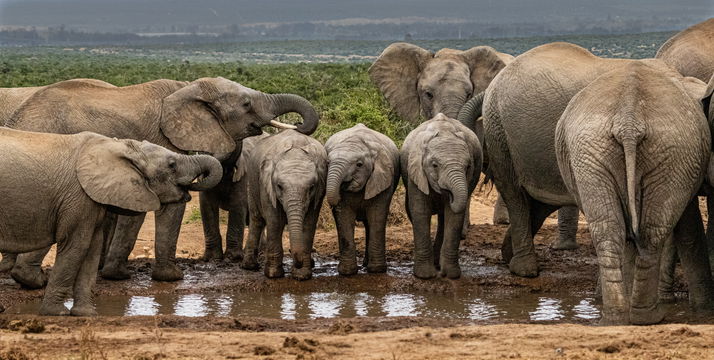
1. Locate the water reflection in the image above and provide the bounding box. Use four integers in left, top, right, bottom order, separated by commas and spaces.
126, 296, 159, 316
529, 297, 565, 321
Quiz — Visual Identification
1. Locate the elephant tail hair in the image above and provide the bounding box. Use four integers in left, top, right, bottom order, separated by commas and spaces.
613, 127, 645, 250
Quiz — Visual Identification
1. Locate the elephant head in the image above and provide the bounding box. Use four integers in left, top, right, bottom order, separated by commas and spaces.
76, 134, 223, 213
160, 77, 319, 158
407, 114, 481, 213
260, 131, 326, 278
324, 124, 397, 206
369, 43, 513, 123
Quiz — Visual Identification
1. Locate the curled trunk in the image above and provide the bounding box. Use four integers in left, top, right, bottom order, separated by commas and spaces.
265, 93, 320, 135
325, 160, 348, 206
445, 168, 468, 214
457, 92, 484, 135
177, 154, 223, 191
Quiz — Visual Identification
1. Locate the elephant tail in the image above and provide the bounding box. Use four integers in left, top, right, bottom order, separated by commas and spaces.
612, 121, 646, 249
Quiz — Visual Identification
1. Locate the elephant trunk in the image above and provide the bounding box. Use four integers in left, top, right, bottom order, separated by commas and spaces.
285, 196, 308, 269
265, 93, 320, 135
457, 92, 484, 134
445, 167, 469, 214
177, 154, 223, 191
325, 160, 348, 206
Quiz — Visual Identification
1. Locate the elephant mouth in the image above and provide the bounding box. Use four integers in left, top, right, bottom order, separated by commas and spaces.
442, 189, 453, 203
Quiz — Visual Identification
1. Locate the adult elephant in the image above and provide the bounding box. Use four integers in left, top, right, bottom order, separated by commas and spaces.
1, 77, 318, 285
369, 42, 579, 249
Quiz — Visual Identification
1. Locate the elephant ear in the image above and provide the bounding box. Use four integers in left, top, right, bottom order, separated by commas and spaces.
461, 46, 513, 95
408, 126, 438, 195
702, 74, 714, 122
160, 79, 236, 156
364, 139, 395, 200
369, 43, 434, 122
302, 139, 328, 210
76, 136, 161, 212
259, 157, 278, 209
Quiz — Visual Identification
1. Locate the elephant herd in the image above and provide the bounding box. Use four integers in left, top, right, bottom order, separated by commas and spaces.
1, 19, 714, 325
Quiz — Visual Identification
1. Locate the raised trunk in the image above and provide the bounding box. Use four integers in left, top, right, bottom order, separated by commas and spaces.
285, 197, 307, 269
265, 93, 320, 135
176, 154, 223, 191
445, 168, 468, 214
325, 160, 348, 206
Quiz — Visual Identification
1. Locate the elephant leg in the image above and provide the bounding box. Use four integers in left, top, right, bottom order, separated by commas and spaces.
433, 212, 445, 270
552, 206, 580, 250
492, 193, 510, 225
152, 202, 186, 281
673, 199, 714, 312
629, 232, 667, 325
0, 253, 17, 273
500, 194, 550, 277
40, 222, 96, 316
99, 213, 118, 270
224, 207, 246, 262
365, 201, 389, 273
10, 247, 51, 289
363, 219, 370, 269
707, 195, 714, 276
241, 212, 265, 271
657, 235, 677, 303
264, 219, 286, 279
200, 191, 224, 261
70, 225, 104, 317
406, 182, 437, 279
440, 207, 464, 279
101, 213, 146, 280
461, 199, 471, 239
334, 206, 358, 276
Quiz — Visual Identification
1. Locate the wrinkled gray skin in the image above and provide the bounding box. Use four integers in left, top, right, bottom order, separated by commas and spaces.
369, 42, 516, 231
241, 130, 327, 281
200, 133, 269, 262
555, 60, 714, 325
324, 124, 400, 275
656, 18, 714, 298
0, 128, 221, 316
480, 42, 637, 278
401, 114, 482, 279
0, 77, 318, 285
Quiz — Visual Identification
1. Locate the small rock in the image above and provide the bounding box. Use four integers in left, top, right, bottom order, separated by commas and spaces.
253, 345, 275, 356
597, 345, 620, 354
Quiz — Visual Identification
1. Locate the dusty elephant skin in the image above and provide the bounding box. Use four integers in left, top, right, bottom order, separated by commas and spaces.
555, 60, 714, 325
0, 77, 319, 285
324, 124, 400, 275
478, 42, 637, 278
241, 130, 327, 281
200, 133, 270, 263
401, 114, 482, 279
0, 128, 221, 316
369, 42, 523, 232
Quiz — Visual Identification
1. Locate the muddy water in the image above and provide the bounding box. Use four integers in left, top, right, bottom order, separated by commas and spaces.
7, 291, 605, 322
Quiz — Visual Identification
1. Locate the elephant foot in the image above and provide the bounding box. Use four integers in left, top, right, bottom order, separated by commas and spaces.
338, 261, 358, 276
264, 264, 285, 279
39, 301, 70, 316
10, 264, 48, 289
152, 262, 184, 282
100, 262, 131, 280
413, 262, 438, 279
501, 240, 514, 264
366, 262, 387, 274
0, 254, 17, 273
493, 212, 510, 225
598, 309, 629, 326
70, 303, 98, 317
241, 255, 260, 271
202, 247, 224, 262
224, 248, 244, 263
551, 238, 579, 250
291, 266, 312, 281
658, 289, 676, 304
439, 263, 461, 279
630, 305, 666, 325
508, 254, 539, 278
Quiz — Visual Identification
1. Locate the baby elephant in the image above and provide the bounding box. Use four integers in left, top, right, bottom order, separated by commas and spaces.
241, 130, 327, 280
401, 114, 482, 279
0, 128, 221, 316
556, 60, 714, 324
324, 124, 400, 275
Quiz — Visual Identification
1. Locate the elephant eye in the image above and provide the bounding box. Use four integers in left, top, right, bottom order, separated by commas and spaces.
425, 91, 434, 99
168, 160, 177, 170
356, 161, 363, 168
242, 99, 251, 108
432, 163, 438, 169
277, 184, 283, 191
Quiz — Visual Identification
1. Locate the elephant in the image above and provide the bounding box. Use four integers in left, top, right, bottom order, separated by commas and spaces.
0, 127, 222, 316
555, 60, 714, 325
401, 113, 482, 279
0, 76, 319, 285
200, 132, 269, 262
324, 124, 400, 276
369, 42, 516, 231
470, 42, 639, 278
241, 130, 327, 280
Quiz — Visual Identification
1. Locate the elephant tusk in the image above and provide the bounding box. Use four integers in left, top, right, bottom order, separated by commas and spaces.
270, 120, 297, 130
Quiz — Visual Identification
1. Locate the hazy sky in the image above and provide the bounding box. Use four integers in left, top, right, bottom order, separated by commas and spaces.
1, 0, 712, 31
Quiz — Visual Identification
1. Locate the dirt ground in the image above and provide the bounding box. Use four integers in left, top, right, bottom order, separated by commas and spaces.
1, 190, 712, 359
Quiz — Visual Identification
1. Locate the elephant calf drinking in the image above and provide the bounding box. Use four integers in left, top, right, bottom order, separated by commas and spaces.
241, 130, 327, 280
401, 114, 482, 279
324, 124, 400, 275
0, 128, 221, 315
